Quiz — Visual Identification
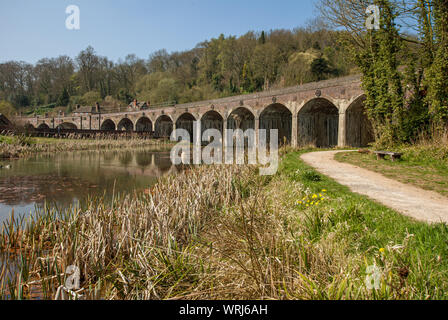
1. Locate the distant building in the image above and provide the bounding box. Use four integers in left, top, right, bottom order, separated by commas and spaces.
72, 104, 101, 116
128, 99, 149, 110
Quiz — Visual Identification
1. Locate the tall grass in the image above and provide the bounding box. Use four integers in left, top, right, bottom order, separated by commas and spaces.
1, 151, 448, 300
0, 134, 172, 159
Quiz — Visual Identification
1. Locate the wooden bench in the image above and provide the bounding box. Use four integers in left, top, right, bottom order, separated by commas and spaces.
374, 151, 403, 162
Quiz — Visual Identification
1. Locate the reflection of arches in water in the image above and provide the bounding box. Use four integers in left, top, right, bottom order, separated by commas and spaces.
118, 151, 133, 166
154, 153, 174, 173
346, 95, 374, 147
101, 119, 116, 131
117, 118, 134, 131
102, 150, 118, 163
176, 113, 195, 142
135, 117, 153, 132
37, 123, 50, 130
227, 107, 255, 131
155, 115, 173, 138
298, 98, 339, 148
135, 152, 153, 168
57, 122, 77, 130
260, 103, 292, 145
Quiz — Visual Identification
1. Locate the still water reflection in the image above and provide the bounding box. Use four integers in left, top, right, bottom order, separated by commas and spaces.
0, 148, 178, 223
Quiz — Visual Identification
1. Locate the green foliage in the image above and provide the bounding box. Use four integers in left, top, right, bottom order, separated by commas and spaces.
57, 87, 70, 107
310, 57, 334, 81
355, 0, 405, 148
0, 28, 355, 113
81, 91, 101, 106
425, 0, 448, 129
0, 100, 16, 116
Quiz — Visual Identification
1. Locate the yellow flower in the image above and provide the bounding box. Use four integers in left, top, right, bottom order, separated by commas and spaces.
322, 189, 327, 192
379, 248, 385, 253
312, 194, 318, 199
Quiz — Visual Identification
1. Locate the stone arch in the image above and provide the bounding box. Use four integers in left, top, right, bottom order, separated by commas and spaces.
37, 123, 50, 130
298, 98, 339, 147
57, 122, 77, 130
346, 95, 374, 147
155, 115, 173, 138
101, 119, 116, 131
117, 118, 134, 131
135, 117, 153, 132
227, 107, 255, 130
260, 103, 292, 145
176, 113, 196, 142
201, 110, 224, 138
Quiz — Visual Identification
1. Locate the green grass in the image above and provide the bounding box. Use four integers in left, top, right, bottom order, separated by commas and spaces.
278, 150, 448, 299
2, 149, 448, 300
334, 149, 448, 197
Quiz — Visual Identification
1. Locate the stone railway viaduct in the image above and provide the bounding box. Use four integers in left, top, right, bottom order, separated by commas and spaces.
16, 75, 374, 148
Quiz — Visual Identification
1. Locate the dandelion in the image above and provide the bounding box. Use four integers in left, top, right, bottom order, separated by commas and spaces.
322, 189, 327, 192
379, 248, 385, 253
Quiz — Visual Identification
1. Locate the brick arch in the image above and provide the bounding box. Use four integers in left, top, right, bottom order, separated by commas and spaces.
101, 119, 116, 131
117, 118, 134, 131
175, 112, 196, 142
57, 122, 78, 130
225, 105, 257, 120
154, 115, 173, 138
298, 97, 339, 147
201, 110, 224, 138
135, 117, 153, 132
345, 94, 374, 147
259, 103, 292, 145
37, 123, 50, 130
227, 106, 255, 130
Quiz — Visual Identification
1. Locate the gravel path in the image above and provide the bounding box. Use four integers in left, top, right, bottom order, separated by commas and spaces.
301, 150, 448, 224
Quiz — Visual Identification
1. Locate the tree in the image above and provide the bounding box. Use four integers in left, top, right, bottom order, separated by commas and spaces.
425, 0, 448, 128
81, 91, 102, 106
0, 100, 16, 116
310, 57, 332, 81
57, 87, 70, 107
76, 46, 100, 92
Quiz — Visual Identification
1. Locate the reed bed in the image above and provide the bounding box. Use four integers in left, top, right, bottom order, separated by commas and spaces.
1, 150, 447, 300
0, 133, 172, 159
0, 164, 254, 299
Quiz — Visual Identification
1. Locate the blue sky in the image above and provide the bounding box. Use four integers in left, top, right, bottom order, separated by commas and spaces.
0, 0, 317, 64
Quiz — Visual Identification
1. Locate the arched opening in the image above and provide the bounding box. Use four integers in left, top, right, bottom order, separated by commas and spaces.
154, 115, 173, 138
101, 119, 116, 131
57, 122, 77, 130
136, 151, 152, 168
154, 152, 173, 172
117, 118, 134, 132
176, 113, 196, 142
346, 95, 375, 147
135, 117, 153, 132
298, 98, 339, 148
260, 103, 292, 145
201, 110, 223, 139
37, 123, 50, 131
227, 107, 255, 131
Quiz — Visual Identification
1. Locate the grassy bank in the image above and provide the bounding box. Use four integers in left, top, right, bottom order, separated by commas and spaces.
335, 144, 448, 197
0, 134, 173, 159
1, 150, 448, 300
